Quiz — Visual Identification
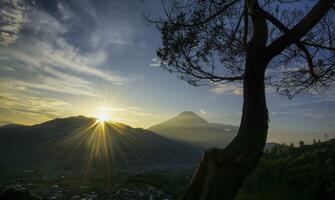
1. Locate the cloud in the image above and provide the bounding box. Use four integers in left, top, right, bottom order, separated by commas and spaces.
211, 84, 243, 96
0, 40, 105, 97
128, 106, 145, 111
303, 112, 335, 119
0, 0, 25, 46
99, 107, 127, 112
0, 3, 129, 97
150, 58, 161, 67
25, 5, 67, 37
57, 2, 73, 21
94, 106, 152, 119
200, 109, 207, 115
131, 111, 153, 116
67, 0, 137, 50
4, 79, 98, 97
122, 106, 152, 116
1, 37, 125, 84
0, 92, 69, 123
270, 111, 297, 116
233, 88, 243, 96
39, 38, 125, 83
90, 21, 135, 48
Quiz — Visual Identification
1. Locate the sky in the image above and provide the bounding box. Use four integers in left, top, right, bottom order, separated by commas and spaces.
0, 0, 334, 144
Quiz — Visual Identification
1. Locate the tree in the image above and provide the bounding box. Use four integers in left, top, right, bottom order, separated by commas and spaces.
299, 140, 305, 147
290, 142, 295, 148
149, 0, 335, 199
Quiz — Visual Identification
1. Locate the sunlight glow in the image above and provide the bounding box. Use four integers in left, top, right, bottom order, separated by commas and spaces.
97, 112, 110, 122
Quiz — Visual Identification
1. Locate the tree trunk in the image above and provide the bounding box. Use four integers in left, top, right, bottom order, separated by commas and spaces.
180, 53, 269, 200
179, 1, 270, 199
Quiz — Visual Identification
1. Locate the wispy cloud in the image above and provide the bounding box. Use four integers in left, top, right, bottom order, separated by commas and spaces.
121, 106, 152, 116
303, 112, 335, 120
90, 21, 135, 48
150, 58, 161, 67
270, 111, 297, 116
128, 106, 145, 111
211, 84, 243, 96
200, 109, 207, 115
0, 92, 70, 124
65, 0, 137, 50
1, 37, 126, 84
0, 1, 128, 98
0, 0, 25, 47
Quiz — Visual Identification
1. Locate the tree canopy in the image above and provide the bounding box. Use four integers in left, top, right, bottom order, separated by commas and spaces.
151, 0, 335, 98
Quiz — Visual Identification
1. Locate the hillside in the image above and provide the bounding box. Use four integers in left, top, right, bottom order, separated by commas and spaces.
236, 139, 335, 199
113, 139, 335, 199
149, 111, 238, 148
0, 116, 203, 173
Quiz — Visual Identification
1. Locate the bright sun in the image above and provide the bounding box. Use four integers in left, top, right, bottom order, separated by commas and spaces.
97, 112, 109, 122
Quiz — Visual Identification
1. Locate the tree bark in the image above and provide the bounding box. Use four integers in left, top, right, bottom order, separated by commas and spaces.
180, 1, 269, 199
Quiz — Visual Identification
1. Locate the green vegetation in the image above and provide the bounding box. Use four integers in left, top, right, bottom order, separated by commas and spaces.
121, 139, 335, 200
236, 139, 335, 200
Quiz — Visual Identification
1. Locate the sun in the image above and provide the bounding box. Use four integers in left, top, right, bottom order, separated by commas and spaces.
97, 112, 109, 123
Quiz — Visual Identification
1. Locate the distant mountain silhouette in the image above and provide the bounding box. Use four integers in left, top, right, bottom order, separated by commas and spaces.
164, 111, 209, 124
0, 123, 27, 128
0, 116, 203, 173
149, 111, 238, 148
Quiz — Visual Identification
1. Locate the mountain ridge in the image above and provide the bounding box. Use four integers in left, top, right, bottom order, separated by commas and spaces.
0, 116, 203, 172
149, 111, 238, 148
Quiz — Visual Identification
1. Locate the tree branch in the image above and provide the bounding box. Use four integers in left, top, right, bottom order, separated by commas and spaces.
266, 0, 334, 59
180, 51, 244, 82
260, 9, 318, 77
301, 41, 335, 51
176, 0, 240, 27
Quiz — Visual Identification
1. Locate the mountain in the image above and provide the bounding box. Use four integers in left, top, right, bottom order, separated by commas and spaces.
149, 111, 238, 148
0, 116, 203, 173
0, 123, 27, 128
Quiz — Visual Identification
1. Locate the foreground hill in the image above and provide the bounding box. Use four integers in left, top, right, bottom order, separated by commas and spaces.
149, 111, 238, 148
0, 116, 203, 173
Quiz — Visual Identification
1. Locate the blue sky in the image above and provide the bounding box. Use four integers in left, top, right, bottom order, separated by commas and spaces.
0, 0, 334, 143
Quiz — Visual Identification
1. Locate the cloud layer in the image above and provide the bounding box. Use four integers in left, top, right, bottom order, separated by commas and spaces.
0, 0, 130, 124
0, 0, 25, 47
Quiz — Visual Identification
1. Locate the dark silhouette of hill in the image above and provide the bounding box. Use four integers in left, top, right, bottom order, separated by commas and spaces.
0, 124, 28, 128
0, 186, 40, 200
0, 116, 203, 172
149, 111, 238, 148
